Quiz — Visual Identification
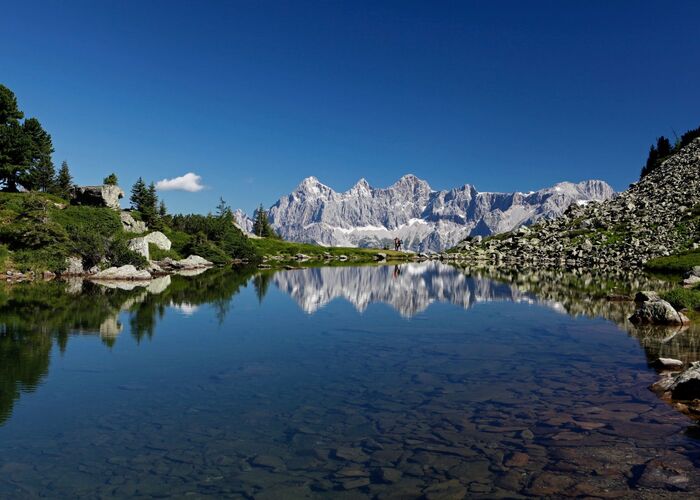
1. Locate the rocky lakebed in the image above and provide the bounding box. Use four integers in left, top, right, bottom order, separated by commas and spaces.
1, 263, 700, 498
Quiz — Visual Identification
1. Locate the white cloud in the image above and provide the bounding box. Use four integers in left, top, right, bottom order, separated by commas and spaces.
155, 172, 205, 192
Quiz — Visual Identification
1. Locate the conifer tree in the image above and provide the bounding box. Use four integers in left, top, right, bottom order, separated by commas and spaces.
130, 177, 147, 210
252, 203, 274, 237
54, 161, 73, 199
22, 117, 55, 191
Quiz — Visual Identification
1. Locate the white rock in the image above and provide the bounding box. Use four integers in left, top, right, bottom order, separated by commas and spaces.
143, 231, 171, 251
91, 265, 152, 281
128, 237, 150, 260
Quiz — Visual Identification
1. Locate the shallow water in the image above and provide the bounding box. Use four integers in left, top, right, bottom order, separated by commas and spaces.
1, 263, 699, 498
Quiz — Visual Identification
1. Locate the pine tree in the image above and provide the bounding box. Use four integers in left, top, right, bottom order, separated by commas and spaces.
158, 200, 167, 217
54, 161, 73, 199
252, 203, 274, 237
0, 85, 30, 191
216, 197, 232, 219
22, 117, 55, 191
657, 136, 672, 158
130, 177, 147, 210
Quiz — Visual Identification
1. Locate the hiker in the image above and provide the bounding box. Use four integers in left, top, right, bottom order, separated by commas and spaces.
397, 239, 403, 251
394, 237, 400, 251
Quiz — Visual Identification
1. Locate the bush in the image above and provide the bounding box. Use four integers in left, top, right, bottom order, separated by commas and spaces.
149, 243, 181, 261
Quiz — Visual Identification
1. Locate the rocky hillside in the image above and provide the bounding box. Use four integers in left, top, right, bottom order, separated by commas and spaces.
452, 138, 700, 271
241, 175, 613, 251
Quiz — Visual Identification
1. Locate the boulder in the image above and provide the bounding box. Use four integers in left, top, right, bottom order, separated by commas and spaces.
629, 299, 690, 325
156, 255, 213, 271
652, 358, 684, 371
683, 275, 700, 287
143, 231, 171, 251
374, 252, 387, 261
128, 237, 150, 260
120, 211, 147, 233
91, 265, 152, 281
63, 256, 84, 275
70, 185, 124, 210
635, 291, 661, 302
658, 362, 700, 400
295, 253, 310, 261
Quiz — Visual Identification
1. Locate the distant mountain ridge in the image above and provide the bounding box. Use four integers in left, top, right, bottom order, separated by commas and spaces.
236, 175, 613, 251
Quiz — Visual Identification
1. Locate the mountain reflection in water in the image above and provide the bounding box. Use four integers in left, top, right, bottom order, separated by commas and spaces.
1, 263, 700, 498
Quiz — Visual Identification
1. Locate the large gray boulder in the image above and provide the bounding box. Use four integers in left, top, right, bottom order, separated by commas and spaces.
143, 231, 171, 251
90, 265, 151, 281
630, 294, 690, 325
156, 255, 213, 271
128, 237, 150, 260
70, 185, 124, 210
654, 362, 700, 400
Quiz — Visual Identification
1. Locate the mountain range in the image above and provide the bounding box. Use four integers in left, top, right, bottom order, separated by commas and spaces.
235, 175, 613, 251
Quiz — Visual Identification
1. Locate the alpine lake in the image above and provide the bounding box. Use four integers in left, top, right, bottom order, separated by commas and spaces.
1, 262, 700, 499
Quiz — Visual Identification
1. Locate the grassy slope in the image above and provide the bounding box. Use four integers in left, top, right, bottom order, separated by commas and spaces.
251, 237, 407, 264
0, 192, 142, 273
645, 249, 700, 274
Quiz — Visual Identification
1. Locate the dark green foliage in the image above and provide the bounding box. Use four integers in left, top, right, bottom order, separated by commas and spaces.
130, 177, 147, 209
662, 287, 700, 311
0, 85, 56, 192
21, 118, 55, 192
103, 173, 118, 185
54, 161, 73, 199
130, 178, 160, 227
252, 203, 276, 237
641, 126, 700, 179
169, 211, 258, 263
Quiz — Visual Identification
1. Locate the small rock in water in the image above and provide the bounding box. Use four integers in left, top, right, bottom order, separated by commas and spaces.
652, 358, 684, 371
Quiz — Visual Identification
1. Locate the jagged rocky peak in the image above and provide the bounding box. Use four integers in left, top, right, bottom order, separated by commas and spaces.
259, 174, 614, 251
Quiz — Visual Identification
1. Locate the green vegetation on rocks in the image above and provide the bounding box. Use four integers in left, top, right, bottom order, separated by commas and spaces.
645, 250, 700, 274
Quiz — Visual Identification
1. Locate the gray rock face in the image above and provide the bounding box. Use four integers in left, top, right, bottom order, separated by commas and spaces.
120, 211, 147, 233
241, 175, 612, 252
233, 209, 254, 234
70, 185, 124, 210
454, 138, 700, 271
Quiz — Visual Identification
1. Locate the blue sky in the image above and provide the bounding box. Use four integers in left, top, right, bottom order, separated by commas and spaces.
2, 0, 699, 215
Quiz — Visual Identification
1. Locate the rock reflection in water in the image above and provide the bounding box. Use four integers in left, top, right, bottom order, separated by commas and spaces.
0, 264, 699, 498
